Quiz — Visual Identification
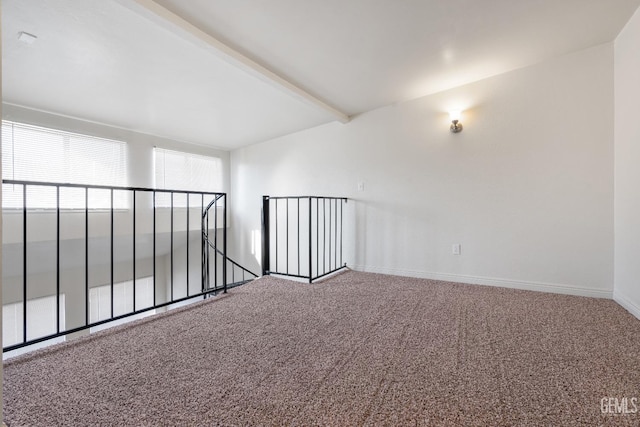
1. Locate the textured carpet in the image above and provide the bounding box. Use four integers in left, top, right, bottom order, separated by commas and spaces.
3, 270, 640, 426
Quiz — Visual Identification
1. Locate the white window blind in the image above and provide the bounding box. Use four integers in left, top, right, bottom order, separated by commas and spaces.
153, 148, 222, 207
1, 121, 128, 209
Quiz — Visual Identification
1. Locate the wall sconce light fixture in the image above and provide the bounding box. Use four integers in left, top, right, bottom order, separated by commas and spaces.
449, 110, 463, 133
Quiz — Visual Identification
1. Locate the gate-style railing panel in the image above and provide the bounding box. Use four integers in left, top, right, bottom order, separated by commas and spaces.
261, 196, 348, 283
2, 179, 257, 353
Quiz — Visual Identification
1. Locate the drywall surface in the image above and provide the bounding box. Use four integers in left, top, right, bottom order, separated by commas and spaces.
614, 7, 640, 319
231, 44, 614, 297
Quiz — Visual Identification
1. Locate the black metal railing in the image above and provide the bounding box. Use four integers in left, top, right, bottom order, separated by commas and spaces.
261, 195, 348, 283
2, 179, 257, 352
201, 194, 257, 291
207, 244, 258, 289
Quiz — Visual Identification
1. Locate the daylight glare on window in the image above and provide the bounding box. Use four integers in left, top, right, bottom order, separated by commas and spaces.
1, 121, 128, 209
153, 147, 222, 207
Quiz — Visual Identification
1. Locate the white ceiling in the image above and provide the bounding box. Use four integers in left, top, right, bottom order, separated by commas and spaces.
3, 0, 640, 150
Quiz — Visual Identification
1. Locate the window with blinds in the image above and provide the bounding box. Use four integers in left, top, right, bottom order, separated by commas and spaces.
153, 148, 222, 207
1, 121, 128, 209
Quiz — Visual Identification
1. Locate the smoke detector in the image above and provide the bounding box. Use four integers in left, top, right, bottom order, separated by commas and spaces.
18, 31, 38, 45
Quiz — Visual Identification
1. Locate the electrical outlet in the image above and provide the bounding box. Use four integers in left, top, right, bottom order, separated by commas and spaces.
452, 244, 461, 255
357, 182, 365, 192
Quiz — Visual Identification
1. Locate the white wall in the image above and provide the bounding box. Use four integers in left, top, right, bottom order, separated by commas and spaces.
231, 43, 615, 298
614, 7, 640, 319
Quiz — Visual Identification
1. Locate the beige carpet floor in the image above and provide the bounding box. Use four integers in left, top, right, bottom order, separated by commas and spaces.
3, 270, 640, 426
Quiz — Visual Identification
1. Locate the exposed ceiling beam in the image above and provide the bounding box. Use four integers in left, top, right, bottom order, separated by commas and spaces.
116, 0, 350, 124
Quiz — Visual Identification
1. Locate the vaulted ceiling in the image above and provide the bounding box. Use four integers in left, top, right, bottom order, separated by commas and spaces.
3, 0, 640, 149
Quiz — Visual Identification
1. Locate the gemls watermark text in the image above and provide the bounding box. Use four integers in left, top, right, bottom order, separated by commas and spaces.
601, 397, 638, 415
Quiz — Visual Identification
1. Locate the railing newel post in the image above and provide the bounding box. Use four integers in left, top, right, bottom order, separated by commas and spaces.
22, 184, 27, 344
133, 190, 137, 312
261, 196, 270, 276
286, 198, 289, 275
152, 191, 156, 307
170, 191, 174, 302
201, 193, 205, 296
186, 193, 190, 297
275, 199, 278, 273
297, 199, 300, 276
206, 199, 210, 292
316, 198, 319, 281
56, 185, 60, 334
223, 194, 228, 293
112, 189, 115, 318
85, 187, 89, 327
308, 197, 313, 283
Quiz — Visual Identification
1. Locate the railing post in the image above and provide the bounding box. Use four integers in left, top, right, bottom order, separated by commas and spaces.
85, 187, 89, 327
261, 195, 270, 276
56, 186, 60, 334
201, 194, 205, 295
308, 197, 313, 283
340, 199, 345, 268
152, 191, 156, 306
133, 190, 137, 311
110, 188, 114, 317
206, 200, 210, 292
214, 195, 218, 292
170, 192, 173, 302
297, 199, 300, 276
223, 194, 228, 293
186, 192, 189, 297
286, 198, 289, 275
22, 185, 27, 344
274, 199, 278, 273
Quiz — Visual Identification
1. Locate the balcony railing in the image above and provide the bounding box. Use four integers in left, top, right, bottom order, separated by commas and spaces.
261, 195, 348, 283
2, 179, 257, 352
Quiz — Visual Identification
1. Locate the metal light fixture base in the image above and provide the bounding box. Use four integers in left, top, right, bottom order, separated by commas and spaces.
450, 120, 463, 133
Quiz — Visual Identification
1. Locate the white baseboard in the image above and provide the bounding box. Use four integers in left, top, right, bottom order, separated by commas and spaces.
350, 265, 613, 299
613, 291, 640, 320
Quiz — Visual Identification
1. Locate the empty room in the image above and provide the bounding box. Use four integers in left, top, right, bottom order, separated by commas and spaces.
1, 0, 640, 425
